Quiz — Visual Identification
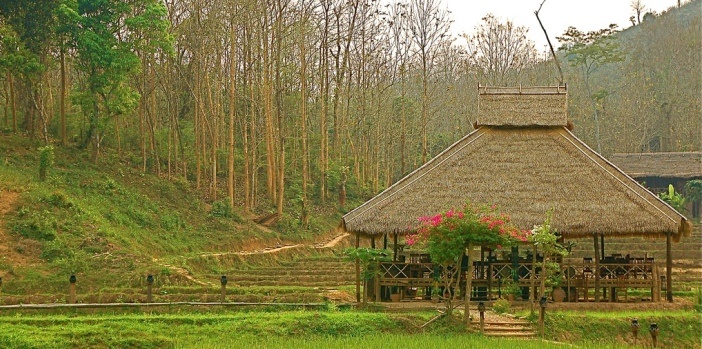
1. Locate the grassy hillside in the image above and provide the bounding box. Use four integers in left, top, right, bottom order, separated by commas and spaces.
0, 134, 342, 297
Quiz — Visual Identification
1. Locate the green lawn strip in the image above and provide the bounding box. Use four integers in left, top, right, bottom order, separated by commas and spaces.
541, 310, 701, 348
174, 334, 586, 349
0, 311, 410, 349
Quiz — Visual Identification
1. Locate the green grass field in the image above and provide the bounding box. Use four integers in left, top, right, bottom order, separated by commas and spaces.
0, 308, 698, 349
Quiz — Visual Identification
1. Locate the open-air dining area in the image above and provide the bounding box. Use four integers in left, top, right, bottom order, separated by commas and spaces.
372, 247, 666, 303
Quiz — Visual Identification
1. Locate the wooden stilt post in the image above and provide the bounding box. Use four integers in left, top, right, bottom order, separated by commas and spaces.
393, 233, 398, 262
375, 262, 381, 303
601, 234, 607, 300
530, 245, 536, 313
355, 233, 360, 303
666, 231, 673, 302
594, 234, 600, 302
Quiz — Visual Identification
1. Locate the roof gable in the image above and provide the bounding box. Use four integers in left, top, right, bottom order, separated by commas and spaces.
477, 86, 567, 127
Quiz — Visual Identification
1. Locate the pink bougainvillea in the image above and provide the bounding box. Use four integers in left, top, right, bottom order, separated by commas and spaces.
405, 203, 530, 251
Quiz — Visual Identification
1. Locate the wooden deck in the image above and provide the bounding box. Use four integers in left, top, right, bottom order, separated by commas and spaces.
374, 259, 663, 302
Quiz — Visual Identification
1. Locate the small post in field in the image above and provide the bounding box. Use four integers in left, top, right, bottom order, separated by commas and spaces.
649, 323, 659, 348
146, 274, 154, 303
539, 296, 547, 338
69, 274, 77, 304
220, 275, 228, 302
477, 301, 486, 334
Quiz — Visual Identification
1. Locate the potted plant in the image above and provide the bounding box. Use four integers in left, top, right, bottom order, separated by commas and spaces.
547, 265, 566, 302
390, 286, 401, 302
529, 209, 569, 303
504, 281, 522, 302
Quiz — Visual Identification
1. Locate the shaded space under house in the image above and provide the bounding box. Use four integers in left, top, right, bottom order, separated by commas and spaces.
341, 85, 692, 304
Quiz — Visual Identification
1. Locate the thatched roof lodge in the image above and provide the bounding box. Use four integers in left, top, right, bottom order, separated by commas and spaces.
610, 152, 702, 219
609, 152, 702, 180
341, 85, 692, 303
342, 86, 691, 240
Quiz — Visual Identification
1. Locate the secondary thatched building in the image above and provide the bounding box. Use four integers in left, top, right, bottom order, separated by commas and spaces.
341, 85, 692, 302
610, 152, 702, 219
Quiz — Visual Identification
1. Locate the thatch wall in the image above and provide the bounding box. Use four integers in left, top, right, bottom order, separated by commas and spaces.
342, 127, 691, 239
610, 152, 702, 179
477, 86, 567, 127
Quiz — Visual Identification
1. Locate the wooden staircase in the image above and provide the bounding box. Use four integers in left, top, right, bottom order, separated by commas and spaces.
482, 312, 537, 338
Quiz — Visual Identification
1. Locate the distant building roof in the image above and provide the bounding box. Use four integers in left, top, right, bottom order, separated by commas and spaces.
610, 152, 702, 179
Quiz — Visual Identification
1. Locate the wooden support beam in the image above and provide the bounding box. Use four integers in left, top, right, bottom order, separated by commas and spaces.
355, 233, 360, 303
594, 234, 600, 302
666, 231, 673, 302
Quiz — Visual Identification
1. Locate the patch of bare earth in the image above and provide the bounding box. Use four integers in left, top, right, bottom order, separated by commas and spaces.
0, 191, 41, 270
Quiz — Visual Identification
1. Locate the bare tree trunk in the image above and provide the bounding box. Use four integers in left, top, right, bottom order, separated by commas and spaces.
299, 25, 309, 226
8, 71, 16, 133
228, 22, 237, 209
274, 1, 285, 216
60, 44, 67, 146
464, 244, 473, 324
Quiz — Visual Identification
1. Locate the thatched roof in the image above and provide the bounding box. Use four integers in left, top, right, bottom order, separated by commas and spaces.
609, 152, 702, 179
477, 86, 568, 127
342, 86, 691, 240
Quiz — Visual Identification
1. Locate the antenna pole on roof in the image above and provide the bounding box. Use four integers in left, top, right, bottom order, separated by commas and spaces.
535, 0, 564, 85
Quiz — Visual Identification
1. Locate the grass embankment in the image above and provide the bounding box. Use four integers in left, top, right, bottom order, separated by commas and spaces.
0, 135, 343, 297
0, 307, 698, 349
539, 309, 702, 348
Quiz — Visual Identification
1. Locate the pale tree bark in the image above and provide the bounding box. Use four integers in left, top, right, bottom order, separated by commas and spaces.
228, 20, 238, 209
408, 0, 451, 163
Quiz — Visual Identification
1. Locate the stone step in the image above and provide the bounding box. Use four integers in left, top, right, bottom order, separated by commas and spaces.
225, 267, 355, 275
231, 280, 353, 287
483, 332, 536, 338
226, 274, 355, 283
483, 325, 533, 332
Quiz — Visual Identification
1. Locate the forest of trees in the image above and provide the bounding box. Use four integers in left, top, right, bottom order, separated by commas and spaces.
1, 0, 700, 219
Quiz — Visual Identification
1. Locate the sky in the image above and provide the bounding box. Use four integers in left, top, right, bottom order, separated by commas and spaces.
443, 0, 684, 50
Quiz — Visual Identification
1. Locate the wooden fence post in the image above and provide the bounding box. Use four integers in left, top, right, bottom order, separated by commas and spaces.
220, 275, 228, 302
69, 275, 76, 304
146, 274, 154, 303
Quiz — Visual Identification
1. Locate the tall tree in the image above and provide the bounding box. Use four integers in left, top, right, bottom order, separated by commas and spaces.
59, 0, 171, 161
407, 0, 451, 163
558, 24, 624, 154
465, 14, 538, 86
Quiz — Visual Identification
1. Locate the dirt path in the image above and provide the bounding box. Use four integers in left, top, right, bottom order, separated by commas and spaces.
155, 231, 351, 285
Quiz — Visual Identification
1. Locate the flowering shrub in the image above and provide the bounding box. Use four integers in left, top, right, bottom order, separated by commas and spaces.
407, 203, 529, 265
406, 203, 529, 320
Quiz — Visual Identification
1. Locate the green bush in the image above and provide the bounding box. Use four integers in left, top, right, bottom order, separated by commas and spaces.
38, 145, 54, 181
41, 240, 72, 262
12, 211, 57, 241
210, 199, 233, 218
45, 191, 73, 208
492, 298, 511, 314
